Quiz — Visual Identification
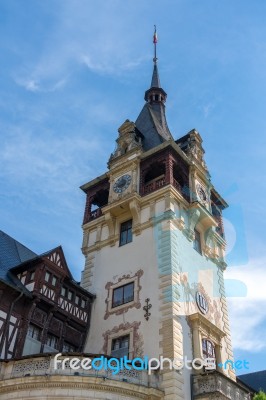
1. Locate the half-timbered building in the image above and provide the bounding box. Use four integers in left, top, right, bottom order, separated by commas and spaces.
0, 230, 94, 359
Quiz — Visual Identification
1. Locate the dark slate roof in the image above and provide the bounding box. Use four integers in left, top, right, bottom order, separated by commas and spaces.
238, 370, 266, 392
136, 61, 173, 152
0, 230, 37, 293
150, 64, 161, 88
135, 103, 172, 151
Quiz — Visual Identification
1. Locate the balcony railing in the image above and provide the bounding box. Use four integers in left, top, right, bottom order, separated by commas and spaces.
193, 372, 252, 400
88, 207, 103, 221
0, 355, 161, 390
143, 177, 166, 195
173, 178, 182, 192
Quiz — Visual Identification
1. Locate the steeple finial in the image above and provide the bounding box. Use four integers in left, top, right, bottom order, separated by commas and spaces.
153, 25, 158, 64
144, 26, 166, 101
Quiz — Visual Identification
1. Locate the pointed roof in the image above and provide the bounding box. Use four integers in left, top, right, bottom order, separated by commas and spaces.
135, 27, 173, 151
150, 63, 161, 88
0, 230, 36, 293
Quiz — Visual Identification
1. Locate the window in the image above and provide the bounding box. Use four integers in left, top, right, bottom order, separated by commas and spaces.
45, 271, 51, 282
63, 342, 77, 352
112, 282, 134, 308
68, 290, 73, 301
193, 229, 202, 254
46, 333, 58, 349
119, 220, 132, 246
52, 276, 57, 286
27, 324, 41, 341
111, 335, 129, 358
81, 299, 86, 308
29, 271, 35, 281
61, 287, 66, 296
75, 295, 80, 305
202, 339, 215, 359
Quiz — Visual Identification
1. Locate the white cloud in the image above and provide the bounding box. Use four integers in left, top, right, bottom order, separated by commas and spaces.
226, 259, 266, 352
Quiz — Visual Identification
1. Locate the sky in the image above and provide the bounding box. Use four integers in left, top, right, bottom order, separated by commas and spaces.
0, 0, 266, 374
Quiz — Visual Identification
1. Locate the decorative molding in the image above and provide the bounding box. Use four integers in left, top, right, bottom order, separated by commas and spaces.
0, 376, 163, 399
104, 269, 143, 319
102, 321, 142, 358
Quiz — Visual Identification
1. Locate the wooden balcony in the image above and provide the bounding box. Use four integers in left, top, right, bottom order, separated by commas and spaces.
88, 207, 103, 221
143, 177, 166, 195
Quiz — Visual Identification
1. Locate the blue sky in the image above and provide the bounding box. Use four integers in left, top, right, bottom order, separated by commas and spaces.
0, 0, 266, 374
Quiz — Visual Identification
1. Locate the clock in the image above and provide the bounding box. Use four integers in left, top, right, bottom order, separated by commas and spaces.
196, 291, 209, 315
196, 184, 207, 203
113, 174, 132, 193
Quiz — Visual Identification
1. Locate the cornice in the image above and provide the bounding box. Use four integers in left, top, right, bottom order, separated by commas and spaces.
0, 375, 163, 399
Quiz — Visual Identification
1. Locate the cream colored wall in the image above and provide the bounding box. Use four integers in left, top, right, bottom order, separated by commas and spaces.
82, 181, 235, 399
84, 219, 161, 359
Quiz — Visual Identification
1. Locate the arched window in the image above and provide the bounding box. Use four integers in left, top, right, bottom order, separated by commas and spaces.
202, 339, 215, 359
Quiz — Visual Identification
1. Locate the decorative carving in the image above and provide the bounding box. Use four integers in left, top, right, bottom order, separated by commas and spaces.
174, 216, 185, 231
193, 372, 251, 399
46, 251, 63, 268
12, 359, 50, 377
109, 120, 142, 162
143, 298, 152, 321
32, 308, 47, 326
102, 321, 142, 358
130, 199, 141, 235
104, 270, 143, 319
49, 317, 63, 335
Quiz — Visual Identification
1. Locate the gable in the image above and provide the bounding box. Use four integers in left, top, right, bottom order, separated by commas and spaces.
43, 247, 73, 279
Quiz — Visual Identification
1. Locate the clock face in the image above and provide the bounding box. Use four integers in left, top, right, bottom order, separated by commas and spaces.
196, 291, 209, 315
113, 174, 132, 193
196, 184, 207, 202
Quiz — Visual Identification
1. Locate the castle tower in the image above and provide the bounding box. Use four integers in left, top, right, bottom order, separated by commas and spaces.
80, 30, 247, 400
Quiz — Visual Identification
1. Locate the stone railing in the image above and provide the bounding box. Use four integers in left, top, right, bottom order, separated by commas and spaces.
192, 372, 252, 400
0, 354, 160, 389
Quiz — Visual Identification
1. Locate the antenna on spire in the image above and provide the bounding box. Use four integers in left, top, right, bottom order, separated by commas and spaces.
153, 25, 158, 64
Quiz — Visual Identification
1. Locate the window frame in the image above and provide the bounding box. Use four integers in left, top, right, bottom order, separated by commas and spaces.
45, 333, 59, 350
110, 334, 130, 358
202, 338, 216, 359
119, 219, 133, 246
27, 324, 42, 341
112, 282, 134, 308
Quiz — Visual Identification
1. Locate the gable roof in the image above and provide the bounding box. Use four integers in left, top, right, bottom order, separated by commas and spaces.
12, 246, 74, 280
238, 370, 266, 392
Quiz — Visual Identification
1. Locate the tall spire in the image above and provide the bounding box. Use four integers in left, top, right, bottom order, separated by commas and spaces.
135, 26, 173, 151
145, 25, 166, 102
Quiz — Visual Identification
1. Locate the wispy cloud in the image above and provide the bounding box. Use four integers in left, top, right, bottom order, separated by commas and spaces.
10, 1, 149, 92
226, 259, 266, 352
